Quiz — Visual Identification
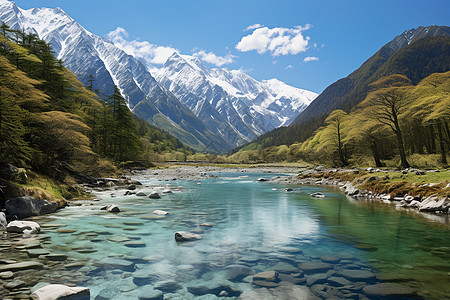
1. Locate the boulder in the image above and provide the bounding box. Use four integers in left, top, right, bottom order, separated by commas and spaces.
127, 185, 137, 190
162, 189, 173, 194
149, 192, 161, 199
5, 196, 58, 218
136, 192, 148, 197
31, 284, 90, 300
419, 196, 446, 212
174, 231, 202, 242
6, 220, 40, 234
153, 210, 169, 215
257, 178, 268, 182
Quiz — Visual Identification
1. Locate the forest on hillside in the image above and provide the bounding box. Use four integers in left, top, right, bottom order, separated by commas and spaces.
0, 24, 191, 180
227, 72, 449, 169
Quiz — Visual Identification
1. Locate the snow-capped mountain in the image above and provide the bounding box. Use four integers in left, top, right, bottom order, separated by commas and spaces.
0, 0, 230, 153
0, 0, 317, 152
154, 53, 317, 146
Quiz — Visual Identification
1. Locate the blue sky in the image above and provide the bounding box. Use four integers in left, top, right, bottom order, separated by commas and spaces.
14, 0, 450, 93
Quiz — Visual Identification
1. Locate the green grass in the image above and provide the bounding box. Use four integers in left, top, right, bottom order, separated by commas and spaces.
367, 171, 450, 184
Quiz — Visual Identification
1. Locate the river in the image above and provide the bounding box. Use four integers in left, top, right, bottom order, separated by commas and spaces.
2, 170, 449, 299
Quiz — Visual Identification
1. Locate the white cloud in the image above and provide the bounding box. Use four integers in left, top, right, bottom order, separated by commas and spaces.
192, 50, 236, 66
236, 24, 312, 56
107, 27, 178, 65
303, 56, 319, 62
245, 24, 264, 31
285, 65, 293, 70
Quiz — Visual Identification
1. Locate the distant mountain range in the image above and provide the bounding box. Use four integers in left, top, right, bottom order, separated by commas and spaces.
242, 25, 450, 150
0, 0, 317, 153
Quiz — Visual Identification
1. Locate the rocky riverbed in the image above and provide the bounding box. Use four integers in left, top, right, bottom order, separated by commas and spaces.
0, 165, 448, 299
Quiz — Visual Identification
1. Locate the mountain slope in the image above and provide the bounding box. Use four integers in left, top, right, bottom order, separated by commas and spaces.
242, 25, 450, 150
0, 0, 230, 153
153, 52, 317, 147
0, 0, 317, 153
292, 25, 450, 126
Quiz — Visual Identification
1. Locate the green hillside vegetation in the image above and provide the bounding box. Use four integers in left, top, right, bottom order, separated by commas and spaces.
0, 25, 192, 200
226, 72, 449, 168
238, 36, 450, 152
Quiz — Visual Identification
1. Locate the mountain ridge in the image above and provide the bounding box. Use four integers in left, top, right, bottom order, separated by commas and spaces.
0, 0, 317, 153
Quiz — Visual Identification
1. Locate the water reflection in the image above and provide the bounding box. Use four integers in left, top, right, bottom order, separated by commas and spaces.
7, 172, 447, 299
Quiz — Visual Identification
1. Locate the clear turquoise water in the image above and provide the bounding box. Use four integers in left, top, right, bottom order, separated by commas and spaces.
36, 172, 450, 299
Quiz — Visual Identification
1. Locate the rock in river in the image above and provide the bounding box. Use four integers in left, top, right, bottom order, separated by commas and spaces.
6, 220, 40, 234
310, 192, 325, 198
101, 204, 120, 212
148, 192, 161, 199
363, 283, 415, 297
31, 284, 90, 300
0, 212, 6, 229
298, 262, 332, 274
5, 196, 58, 218
153, 210, 169, 215
174, 231, 202, 242
0, 261, 44, 272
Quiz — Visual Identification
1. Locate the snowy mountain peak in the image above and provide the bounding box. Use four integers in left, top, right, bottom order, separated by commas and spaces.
0, 0, 317, 152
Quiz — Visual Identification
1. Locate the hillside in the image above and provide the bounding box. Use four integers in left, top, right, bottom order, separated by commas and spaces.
241, 26, 450, 151
0, 28, 192, 205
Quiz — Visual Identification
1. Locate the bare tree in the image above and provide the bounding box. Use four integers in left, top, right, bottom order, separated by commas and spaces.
368, 80, 411, 168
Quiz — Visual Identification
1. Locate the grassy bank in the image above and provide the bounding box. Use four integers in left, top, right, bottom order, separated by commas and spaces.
302, 168, 450, 199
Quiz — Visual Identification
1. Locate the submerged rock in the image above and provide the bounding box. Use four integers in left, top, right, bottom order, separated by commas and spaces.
137, 285, 163, 300
6, 220, 40, 234
338, 269, 375, 280
0, 261, 44, 272
253, 271, 279, 282
5, 196, 58, 218
174, 231, 202, 242
298, 262, 332, 274
187, 280, 242, 297
224, 265, 254, 281
257, 178, 268, 182
363, 283, 415, 297
31, 284, 90, 300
